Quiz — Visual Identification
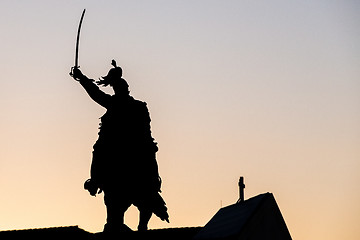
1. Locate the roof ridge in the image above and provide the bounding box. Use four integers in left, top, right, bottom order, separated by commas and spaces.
0, 225, 85, 233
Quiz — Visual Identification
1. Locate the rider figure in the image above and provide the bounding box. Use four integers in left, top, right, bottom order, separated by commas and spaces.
71, 61, 169, 233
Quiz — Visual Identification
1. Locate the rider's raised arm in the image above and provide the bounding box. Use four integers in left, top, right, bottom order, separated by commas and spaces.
79, 77, 111, 108
80, 77, 111, 108
71, 67, 111, 108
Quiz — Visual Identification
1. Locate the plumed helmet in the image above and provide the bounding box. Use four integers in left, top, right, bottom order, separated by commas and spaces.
97, 60, 126, 87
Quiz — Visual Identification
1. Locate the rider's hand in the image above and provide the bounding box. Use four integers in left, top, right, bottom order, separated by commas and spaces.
70, 67, 85, 80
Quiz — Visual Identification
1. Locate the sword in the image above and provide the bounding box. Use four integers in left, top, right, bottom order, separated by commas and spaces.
70, 9, 86, 79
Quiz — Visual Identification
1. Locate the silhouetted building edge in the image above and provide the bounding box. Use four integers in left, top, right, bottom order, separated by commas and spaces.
0, 226, 203, 240
0, 226, 90, 240
194, 192, 292, 240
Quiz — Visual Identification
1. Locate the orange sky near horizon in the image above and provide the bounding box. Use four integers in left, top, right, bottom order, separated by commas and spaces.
0, 1, 359, 239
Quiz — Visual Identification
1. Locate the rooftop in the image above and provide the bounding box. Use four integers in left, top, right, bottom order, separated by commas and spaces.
0, 225, 203, 240
0, 192, 291, 240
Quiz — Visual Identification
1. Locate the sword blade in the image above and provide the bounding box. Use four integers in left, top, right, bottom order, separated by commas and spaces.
74, 9, 86, 68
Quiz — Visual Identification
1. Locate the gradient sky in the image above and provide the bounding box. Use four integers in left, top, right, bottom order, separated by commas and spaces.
0, 1, 359, 239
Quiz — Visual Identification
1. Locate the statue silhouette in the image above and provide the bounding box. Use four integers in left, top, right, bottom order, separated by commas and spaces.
71, 60, 169, 233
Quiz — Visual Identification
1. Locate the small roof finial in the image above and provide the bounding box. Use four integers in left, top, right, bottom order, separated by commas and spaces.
237, 176, 245, 203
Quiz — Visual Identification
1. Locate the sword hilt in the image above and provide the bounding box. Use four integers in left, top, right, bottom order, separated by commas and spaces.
69, 66, 80, 81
